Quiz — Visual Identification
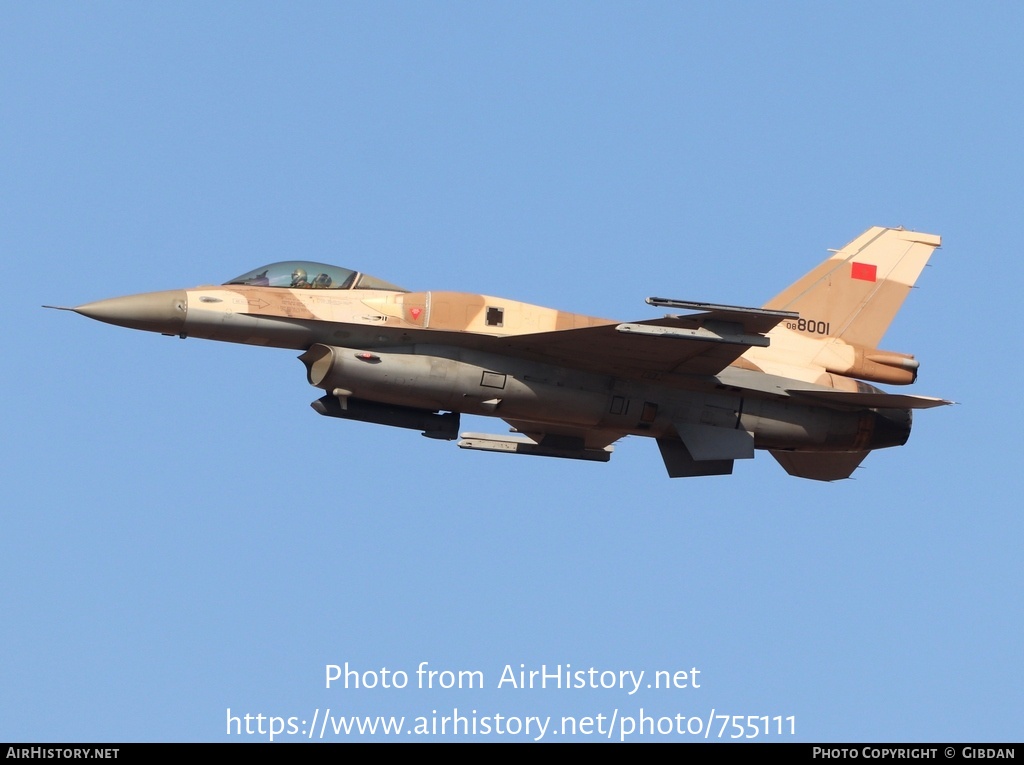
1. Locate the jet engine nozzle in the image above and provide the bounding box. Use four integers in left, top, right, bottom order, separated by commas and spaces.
868, 408, 913, 449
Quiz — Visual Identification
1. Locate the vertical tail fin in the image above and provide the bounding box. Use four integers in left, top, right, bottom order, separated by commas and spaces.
763, 227, 941, 349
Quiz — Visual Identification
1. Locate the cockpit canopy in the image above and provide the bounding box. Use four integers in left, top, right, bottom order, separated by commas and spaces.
224, 261, 407, 292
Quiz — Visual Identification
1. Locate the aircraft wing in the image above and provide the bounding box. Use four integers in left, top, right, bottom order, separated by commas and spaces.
486, 302, 796, 379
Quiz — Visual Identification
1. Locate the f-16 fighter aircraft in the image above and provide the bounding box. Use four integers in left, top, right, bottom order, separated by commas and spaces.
53, 226, 950, 481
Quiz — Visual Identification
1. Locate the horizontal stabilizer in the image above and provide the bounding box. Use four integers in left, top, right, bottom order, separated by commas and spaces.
770, 450, 869, 481
787, 389, 952, 410
458, 432, 613, 462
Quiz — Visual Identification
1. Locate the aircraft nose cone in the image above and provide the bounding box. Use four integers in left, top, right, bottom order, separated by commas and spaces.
74, 290, 187, 335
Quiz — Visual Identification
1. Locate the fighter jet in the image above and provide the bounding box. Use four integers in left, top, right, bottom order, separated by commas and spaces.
52, 226, 950, 480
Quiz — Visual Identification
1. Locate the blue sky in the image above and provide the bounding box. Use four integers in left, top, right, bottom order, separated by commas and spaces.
3, 2, 1021, 742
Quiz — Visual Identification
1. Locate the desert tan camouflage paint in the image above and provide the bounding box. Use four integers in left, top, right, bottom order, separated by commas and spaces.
59, 226, 949, 481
